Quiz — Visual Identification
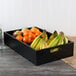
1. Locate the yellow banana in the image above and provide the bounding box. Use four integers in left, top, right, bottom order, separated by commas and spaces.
30, 33, 43, 49
34, 31, 48, 50
48, 32, 64, 53
49, 37, 60, 53
31, 31, 47, 50
40, 39, 48, 50
64, 36, 68, 44
48, 32, 64, 48
34, 37, 42, 50
58, 35, 64, 45
47, 31, 58, 45
48, 35, 60, 48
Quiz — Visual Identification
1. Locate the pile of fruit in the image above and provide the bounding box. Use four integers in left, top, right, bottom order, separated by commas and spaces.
13, 27, 69, 51
31, 30, 68, 51
13, 27, 42, 44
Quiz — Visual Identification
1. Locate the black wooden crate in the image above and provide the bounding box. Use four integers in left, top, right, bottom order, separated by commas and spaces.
4, 27, 74, 65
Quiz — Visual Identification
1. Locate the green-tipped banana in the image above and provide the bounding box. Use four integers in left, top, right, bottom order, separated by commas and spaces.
47, 31, 58, 45
49, 32, 64, 53
58, 34, 64, 45
40, 39, 48, 50
64, 36, 68, 44
30, 33, 43, 49
49, 36, 60, 53
31, 31, 47, 50
35, 38, 42, 50
48, 35, 60, 48
48, 32, 64, 48
43, 31, 48, 41
39, 31, 48, 50
34, 31, 48, 50
50, 39, 63, 53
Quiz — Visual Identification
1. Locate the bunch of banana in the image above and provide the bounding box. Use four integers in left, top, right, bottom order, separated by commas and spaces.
40, 38, 48, 50
47, 31, 58, 45
48, 32, 68, 53
31, 30, 69, 51
48, 32, 63, 47
30, 31, 48, 50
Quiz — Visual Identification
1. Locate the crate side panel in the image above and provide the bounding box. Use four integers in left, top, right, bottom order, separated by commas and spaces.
4, 32, 37, 65
36, 42, 74, 65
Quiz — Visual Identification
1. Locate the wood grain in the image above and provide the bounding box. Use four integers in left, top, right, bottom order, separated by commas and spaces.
62, 36, 76, 69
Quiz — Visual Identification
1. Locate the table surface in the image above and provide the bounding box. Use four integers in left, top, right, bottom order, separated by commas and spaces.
62, 37, 76, 69
0, 38, 76, 76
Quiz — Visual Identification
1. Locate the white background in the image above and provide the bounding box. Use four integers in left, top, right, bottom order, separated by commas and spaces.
0, 0, 76, 36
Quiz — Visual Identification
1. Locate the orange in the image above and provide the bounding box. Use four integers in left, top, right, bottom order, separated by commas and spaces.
31, 27, 40, 34
29, 32, 34, 39
23, 31, 29, 37
22, 28, 30, 33
16, 35, 23, 41
23, 36, 28, 43
28, 38, 33, 44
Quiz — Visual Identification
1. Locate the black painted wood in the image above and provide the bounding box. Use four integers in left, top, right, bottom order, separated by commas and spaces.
0, 45, 76, 76
4, 28, 74, 65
